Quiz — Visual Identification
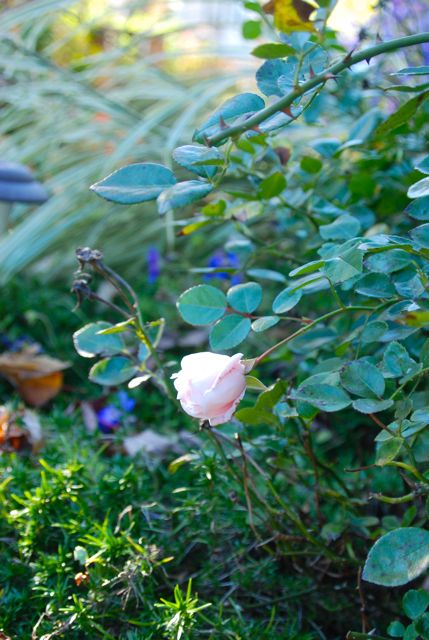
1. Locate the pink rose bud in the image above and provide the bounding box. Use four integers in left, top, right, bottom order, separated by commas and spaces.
171, 352, 246, 426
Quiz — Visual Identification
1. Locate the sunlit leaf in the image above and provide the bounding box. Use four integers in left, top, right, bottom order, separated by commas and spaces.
90, 163, 176, 204
264, 0, 317, 33
363, 528, 429, 586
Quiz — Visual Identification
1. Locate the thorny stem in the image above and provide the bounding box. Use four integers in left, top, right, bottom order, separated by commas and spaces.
390, 366, 429, 400
236, 433, 261, 540
92, 262, 136, 315
370, 491, 417, 504
208, 32, 429, 146
255, 305, 376, 364
303, 427, 323, 525
346, 634, 389, 640
203, 424, 341, 561
388, 461, 428, 485
75, 249, 179, 405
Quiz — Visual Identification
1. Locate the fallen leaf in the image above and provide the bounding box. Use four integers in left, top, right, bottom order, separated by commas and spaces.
22, 410, 42, 443
123, 429, 174, 457
0, 406, 43, 453
81, 401, 98, 434
0, 348, 70, 406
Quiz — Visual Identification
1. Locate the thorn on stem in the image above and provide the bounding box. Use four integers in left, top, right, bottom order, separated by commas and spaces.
219, 116, 228, 130
343, 48, 356, 64
282, 106, 293, 118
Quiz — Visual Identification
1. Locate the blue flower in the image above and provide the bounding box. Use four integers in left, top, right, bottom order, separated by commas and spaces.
204, 250, 242, 283
96, 405, 122, 433
0, 334, 42, 352
147, 246, 161, 284
117, 390, 136, 412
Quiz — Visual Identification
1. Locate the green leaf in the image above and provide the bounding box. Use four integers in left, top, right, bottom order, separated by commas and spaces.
416, 156, 429, 175
341, 361, 385, 398
256, 59, 294, 97
209, 315, 251, 350
252, 316, 280, 332
157, 180, 213, 214
376, 437, 403, 465
388, 621, 406, 638
90, 163, 176, 204
403, 590, 429, 620
411, 223, 429, 248
251, 43, 295, 59
227, 282, 262, 313
408, 178, 429, 199
348, 108, 382, 142
323, 243, 364, 284
394, 269, 425, 299
319, 214, 361, 241
353, 398, 394, 414
73, 322, 124, 358
406, 196, 429, 220
272, 288, 302, 314
363, 528, 429, 587
97, 318, 135, 335
235, 406, 279, 426
289, 327, 336, 354
168, 453, 198, 474
193, 93, 265, 144
289, 260, 324, 277
256, 380, 286, 411
177, 285, 227, 326
247, 268, 286, 283
355, 273, 396, 298
291, 384, 351, 412
242, 19, 262, 39
393, 66, 429, 76
415, 614, 429, 639
245, 375, 268, 391
404, 623, 419, 640
361, 321, 388, 344
89, 357, 137, 386
201, 200, 227, 217
172, 145, 223, 179
300, 155, 323, 174
383, 343, 418, 380
258, 172, 287, 199
366, 249, 412, 273
375, 91, 429, 137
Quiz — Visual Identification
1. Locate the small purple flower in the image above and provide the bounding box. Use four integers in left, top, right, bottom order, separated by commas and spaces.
117, 390, 136, 412
147, 246, 161, 284
205, 250, 242, 284
0, 334, 41, 352
96, 405, 122, 433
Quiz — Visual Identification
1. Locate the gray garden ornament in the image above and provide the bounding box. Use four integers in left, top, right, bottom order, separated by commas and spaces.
0, 162, 49, 233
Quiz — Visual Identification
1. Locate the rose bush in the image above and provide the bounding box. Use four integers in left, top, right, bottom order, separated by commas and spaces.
69, 3, 429, 639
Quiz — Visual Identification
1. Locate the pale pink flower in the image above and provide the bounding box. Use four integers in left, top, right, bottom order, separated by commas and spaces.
172, 352, 246, 426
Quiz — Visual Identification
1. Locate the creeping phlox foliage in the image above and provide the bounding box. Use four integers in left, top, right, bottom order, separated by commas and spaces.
71, 2, 429, 638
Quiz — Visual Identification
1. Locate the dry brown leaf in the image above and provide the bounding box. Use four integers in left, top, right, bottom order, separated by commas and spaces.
0, 406, 43, 453
0, 348, 70, 406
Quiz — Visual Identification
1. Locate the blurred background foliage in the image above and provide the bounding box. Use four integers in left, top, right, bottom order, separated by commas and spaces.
2, 0, 429, 286
0, 0, 254, 282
